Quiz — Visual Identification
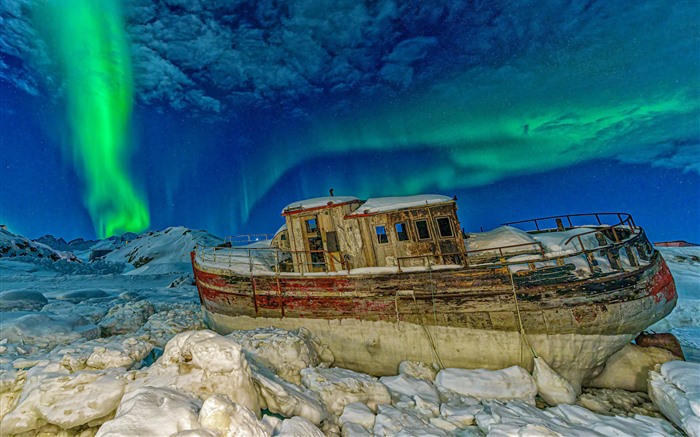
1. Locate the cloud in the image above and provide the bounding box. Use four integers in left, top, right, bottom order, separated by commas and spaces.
1, 0, 506, 114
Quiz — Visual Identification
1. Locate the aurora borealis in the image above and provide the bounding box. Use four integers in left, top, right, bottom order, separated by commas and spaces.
1, 0, 698, 242
34, 0, 149, 238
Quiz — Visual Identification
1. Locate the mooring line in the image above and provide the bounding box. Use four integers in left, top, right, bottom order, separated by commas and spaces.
508, 268, 538, 360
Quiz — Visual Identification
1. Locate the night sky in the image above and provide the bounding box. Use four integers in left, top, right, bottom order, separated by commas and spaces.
1, 0, 698, 243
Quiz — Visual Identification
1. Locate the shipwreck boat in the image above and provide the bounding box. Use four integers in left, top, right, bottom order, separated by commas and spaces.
191, 194, 676, 390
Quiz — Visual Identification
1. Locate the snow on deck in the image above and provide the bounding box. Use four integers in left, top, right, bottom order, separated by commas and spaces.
346, 194, 453, 216
282, 196, 360, 214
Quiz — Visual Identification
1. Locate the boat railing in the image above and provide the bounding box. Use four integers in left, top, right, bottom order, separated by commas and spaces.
225, 234, 275, 245
396, 251, 465, 272
195, 245, 347, 275
503, 212, 637, 233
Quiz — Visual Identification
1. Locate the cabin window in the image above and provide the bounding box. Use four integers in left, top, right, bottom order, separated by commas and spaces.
280, 234, 286, 241
375, 226, 388, 244
395, 222, 409, 241
436, 217, 454, 238
326, 231, 339, 252
415, 220, 431, 240
305, 218, 318, 233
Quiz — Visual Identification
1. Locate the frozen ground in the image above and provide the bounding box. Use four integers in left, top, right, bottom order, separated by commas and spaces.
0, 228, 697, 436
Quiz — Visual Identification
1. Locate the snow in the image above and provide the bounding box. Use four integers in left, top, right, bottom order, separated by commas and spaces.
95, 387, 202, 437
282, 196, 360, 213
300, 367, 392, 416
1, 227, 76, 261
649, 361, 700, 437
587, 344, 680, 392
435, 366, 538, 405
0, 311, 100, 349
129, 330, 260, 416
532, 357, 577, 406
105, 226, 223, 275
346, 194, 453, 216
0, 289, 47, 311
197, 395, 267, 437
475, 400, 681, 436
226, 327, 334, 385
465, 226, 537, 253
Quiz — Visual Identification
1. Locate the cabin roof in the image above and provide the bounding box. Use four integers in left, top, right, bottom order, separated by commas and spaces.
282, 196, 361, 215
346, 194, 454, 217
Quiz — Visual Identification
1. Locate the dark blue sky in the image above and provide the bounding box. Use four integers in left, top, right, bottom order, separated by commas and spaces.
1, 0, 698, 242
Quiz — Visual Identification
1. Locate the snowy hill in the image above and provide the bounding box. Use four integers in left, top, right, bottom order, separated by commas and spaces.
1, 227, 77, 261
103, 226, 224, 274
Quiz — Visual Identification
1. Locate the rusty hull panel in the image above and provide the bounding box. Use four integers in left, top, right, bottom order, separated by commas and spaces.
191, 250, 677, 337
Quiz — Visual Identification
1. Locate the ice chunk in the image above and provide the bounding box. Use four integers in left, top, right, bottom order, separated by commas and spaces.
301, 367, 391, 416
227, 327, 334, 385
0, 312, 100, 349
649, 361, 700, 436
533, 357, 576, 405
48, 336, 153, 372
248, 358, 327, 425
588, 344, 679, 392
55, 289, 109, 303
95, 387, 201, 437
372, 404, 448, 436
136, 304, 205, 348
276, 416, 325, 437
129, 330, 260, 416
438, 403, 483, 427
398, 361, 437, 381
380, 374, 440, 417
1, 364, 126, 434
99, 300, 155, 336
435, 366, 538, 404
476, 400, 680, 436
0, 290, 47, 311
339, 401, 376, 431
198, 395, 266, 437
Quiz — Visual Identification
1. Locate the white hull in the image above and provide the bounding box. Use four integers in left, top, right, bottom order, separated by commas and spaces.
203, 308, 636, 392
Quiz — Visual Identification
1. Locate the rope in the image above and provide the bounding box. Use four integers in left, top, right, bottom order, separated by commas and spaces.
507, 268, 538, 360
408, 266, 445, 370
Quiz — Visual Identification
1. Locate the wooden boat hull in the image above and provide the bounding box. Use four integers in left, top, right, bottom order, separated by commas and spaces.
191, 250, 676, 390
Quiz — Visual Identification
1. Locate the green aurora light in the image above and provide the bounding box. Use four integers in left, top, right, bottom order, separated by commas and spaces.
35, 0, 149, 238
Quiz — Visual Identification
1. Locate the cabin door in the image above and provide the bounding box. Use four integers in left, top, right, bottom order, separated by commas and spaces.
302, 215, 326, 272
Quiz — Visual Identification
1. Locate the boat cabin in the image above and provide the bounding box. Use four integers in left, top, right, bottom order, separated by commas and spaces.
271, 194, 466, 273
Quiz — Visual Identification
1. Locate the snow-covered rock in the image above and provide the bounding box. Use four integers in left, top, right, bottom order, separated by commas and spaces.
435, 366, 538, 404
95, 387, 201, 437
104, 226, 223, 274
476, 400, 680, 436
47, 337, 154, 372
588, 344, 680, 392
0, 311, 100, 349
301, 367, 391, 417
0, 290, 48, 311
198, 395, 267, 437
129, 330, 260, 416
226, 327, 334, 385
533, 356, 576, 406
1, 228, 75, 261
649, 361, 700, 437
